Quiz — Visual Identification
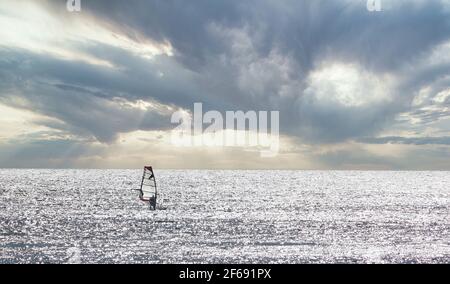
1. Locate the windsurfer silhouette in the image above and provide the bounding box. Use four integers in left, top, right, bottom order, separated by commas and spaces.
149, 196, 156, 210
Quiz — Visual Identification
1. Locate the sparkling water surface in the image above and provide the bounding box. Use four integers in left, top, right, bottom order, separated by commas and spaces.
0, 170, 448, 263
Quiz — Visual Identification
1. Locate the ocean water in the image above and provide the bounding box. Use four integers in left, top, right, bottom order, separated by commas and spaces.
0, 169, 448, 264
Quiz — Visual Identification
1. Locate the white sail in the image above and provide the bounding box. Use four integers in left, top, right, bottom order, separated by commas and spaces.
139, 166, 157, 209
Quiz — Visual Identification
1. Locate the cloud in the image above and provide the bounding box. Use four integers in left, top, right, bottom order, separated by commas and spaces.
0, 0, 450, 168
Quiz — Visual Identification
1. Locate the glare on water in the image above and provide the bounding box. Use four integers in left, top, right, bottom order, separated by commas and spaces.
0, 170, 448, 263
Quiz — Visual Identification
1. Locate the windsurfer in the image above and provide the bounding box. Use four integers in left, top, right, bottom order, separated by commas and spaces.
149, 196, 156, 210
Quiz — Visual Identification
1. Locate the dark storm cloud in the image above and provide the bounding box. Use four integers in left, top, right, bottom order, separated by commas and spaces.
79, 0, 450, 72
78, 0, 245, 69
69, 0, 450, 142
0, 47, 193, 142
1, 0, 450, 149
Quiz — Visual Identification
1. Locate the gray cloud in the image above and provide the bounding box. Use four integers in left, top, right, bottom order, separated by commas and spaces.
79, 0, 450, 71
0, 47, 190, 142
78, 0, 450, 142
1, 0, 450, 168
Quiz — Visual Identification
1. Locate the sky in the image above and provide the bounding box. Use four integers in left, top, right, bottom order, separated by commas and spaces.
1, 0, 450, 169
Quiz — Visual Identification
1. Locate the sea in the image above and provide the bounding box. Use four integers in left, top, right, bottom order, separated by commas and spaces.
0, 169, 448, 263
